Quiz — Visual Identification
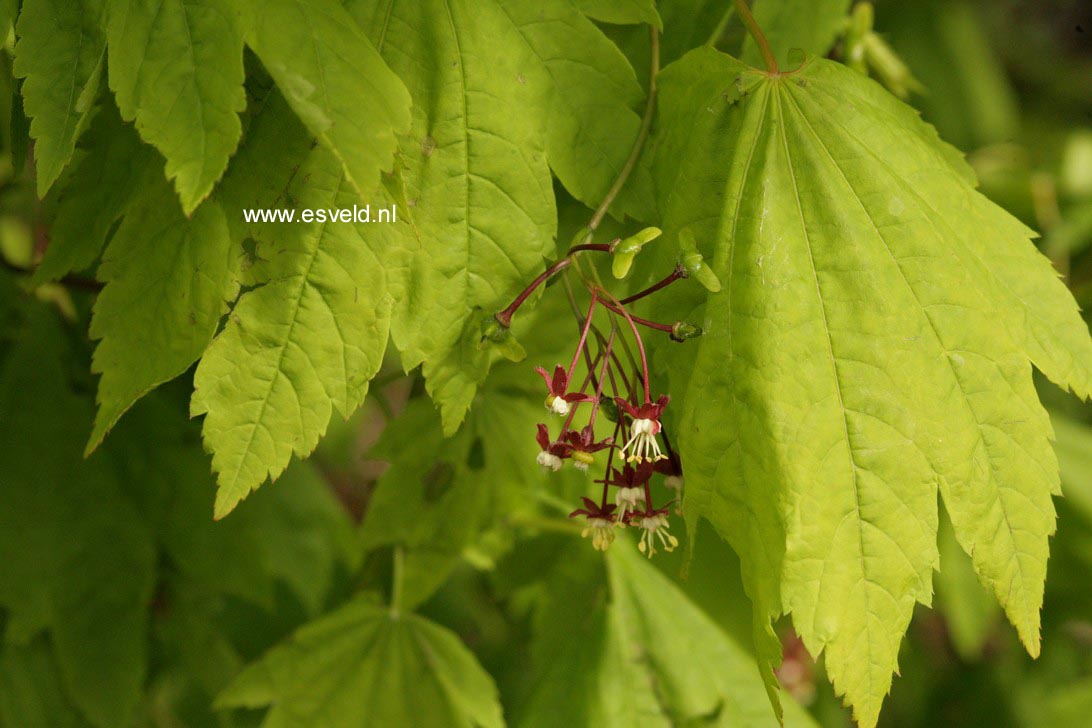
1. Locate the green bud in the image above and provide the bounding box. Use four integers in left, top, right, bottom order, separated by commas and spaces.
477, 316, 526, 361
479, 315, 508, 344
611, 226, 662, 279
671, 321, 703, 342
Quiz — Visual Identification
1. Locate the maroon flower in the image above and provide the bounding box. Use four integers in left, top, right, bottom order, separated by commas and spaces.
613, 395, 670, 463
536, 364, 596, 415
568, 497, 617, 551
563, 425, 613, 471
535, 423, 573, 471
614, 394, 670, 423
631, 505, 678, 557
599, 462, 653, 520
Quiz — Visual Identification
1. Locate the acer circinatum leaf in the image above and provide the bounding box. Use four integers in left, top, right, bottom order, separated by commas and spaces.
216, 600, 504, 728
348, 0, 556, 432
191, 146, 391, 518
655, 48, 1092, 727
106, 0, 246, 214
520, 542, 817, 727
349, 0, 651, 431
87, 185, 238, 452
13, 0, 106, 197
240, 0, 411, 202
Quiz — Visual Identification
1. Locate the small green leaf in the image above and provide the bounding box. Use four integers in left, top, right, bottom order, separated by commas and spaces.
13, 0, 107, 197
216, 600, 504, 728
87, 186, 238, 452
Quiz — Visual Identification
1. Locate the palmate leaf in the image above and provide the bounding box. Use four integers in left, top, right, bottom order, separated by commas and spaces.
13, 0, 107, 197
216, 599, 504, 728
519, 542, 817, 727
106, 0, 246, 214
654, 48, 1092, 726
348, 0, 650, 433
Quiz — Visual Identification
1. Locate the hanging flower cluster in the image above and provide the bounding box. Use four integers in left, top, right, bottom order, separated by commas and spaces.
485, 228, 719, 557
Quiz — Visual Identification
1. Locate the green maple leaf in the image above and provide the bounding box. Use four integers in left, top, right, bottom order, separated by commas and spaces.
518, 542, 817, 727
191, 144, 392, 518
216, 599, 504, 728
347, 0, 651, 432
87, 184, 239, 451
654, 48, 1092, 727
13, 0, 107, 197
239, 0, 411, 202
106, 0, 246, 213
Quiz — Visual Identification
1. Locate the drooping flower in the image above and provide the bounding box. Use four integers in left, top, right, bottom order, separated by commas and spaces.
615, 395, 670, 463
563, 425, 613, 471
600, 462, 653, 522
654, 451, 684, 491
633, 508, 678, 558
536, 364, 596, 415
535, 424, 572, 471
569, 497, 618, 551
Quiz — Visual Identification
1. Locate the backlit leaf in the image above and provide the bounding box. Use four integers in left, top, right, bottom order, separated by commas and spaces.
655, 47, 1091, 726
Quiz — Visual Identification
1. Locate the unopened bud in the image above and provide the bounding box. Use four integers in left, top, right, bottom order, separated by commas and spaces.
671, 321, 703, 342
